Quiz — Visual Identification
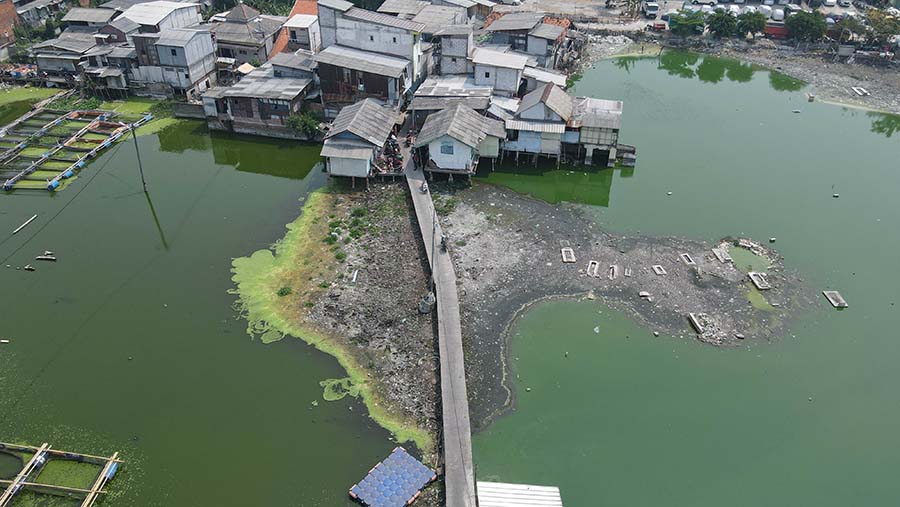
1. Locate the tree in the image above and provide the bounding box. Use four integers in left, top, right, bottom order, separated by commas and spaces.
669, 10, 706, 37
785, 11, 827, 41
835, 15, 865, 42
286, 111, 321, 139
865, 9, 900, 47
736, 11, 767, 39
706, 10, 737, 37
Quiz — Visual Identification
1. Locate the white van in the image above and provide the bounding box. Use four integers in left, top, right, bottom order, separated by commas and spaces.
771, 8, 785, 20
758, 5, 773, 17
741, 5, 757, 14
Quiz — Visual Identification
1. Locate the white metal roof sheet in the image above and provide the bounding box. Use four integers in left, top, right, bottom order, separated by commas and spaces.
476, 482, 564, 507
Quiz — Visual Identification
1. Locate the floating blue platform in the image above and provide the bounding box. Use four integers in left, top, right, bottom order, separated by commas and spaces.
349, 447, 436, 507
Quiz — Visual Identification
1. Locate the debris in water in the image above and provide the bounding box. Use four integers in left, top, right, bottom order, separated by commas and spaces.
593, 326, 600, 334
1, 339, 10, 344
12, 214, 37, 235
23, 264, 35, 271
769, 238, 776, 243
833, 193, 839, 198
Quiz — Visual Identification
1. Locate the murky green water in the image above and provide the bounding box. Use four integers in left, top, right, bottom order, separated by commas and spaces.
0, 121, 392, 505
473, 52, 900, 505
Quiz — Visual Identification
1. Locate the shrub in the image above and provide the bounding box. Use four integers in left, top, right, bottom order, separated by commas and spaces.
277, 287, 292, 297
334, 251, 347, 262
285, 111, 321, 138
351, 207, 368, 218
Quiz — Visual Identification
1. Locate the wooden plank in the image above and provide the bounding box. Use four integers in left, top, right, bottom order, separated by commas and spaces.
0, 479, 99, 497
748, 272, 771, 290
0, 443, 49, 507
80, 452, 119, 507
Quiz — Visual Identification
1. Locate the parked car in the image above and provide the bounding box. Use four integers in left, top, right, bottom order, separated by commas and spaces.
741, 4, 757, 14
758, 4, 773, 17
691, 0, 717, 5
837, 0, 851, 6
763, 0, 775, 5
777, 0, 789, 5
733, 0, 746, 4
727, 5, 741, 15
823, 0, 837, 6
771, 8, 785, 20
642, 1, 660, 18
701, 4, 715, 14
660, 9, 678, 21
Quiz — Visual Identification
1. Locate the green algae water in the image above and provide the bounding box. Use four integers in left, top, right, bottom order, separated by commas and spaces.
0, 120, 393, 506
473, 52, 900, 505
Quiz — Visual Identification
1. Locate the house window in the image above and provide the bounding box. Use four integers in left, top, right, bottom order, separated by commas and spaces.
184, 73, 189, 79
170, 48, 176, 56
451, 57, 457, 63
239, 49, 247, 55
290, 29, 297, 40
369, 35, 374, 41
392, 36, 397, 43
440, 142, 454, 155
484, 71, 491, 78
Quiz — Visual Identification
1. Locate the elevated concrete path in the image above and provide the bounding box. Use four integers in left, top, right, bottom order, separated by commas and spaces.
404, 164, 477, 507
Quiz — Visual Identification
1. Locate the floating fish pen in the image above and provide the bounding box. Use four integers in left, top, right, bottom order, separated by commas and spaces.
0, 442, 121, 507
1, 107, 153, 191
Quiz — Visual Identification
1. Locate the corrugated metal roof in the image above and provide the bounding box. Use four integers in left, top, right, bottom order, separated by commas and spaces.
505, 119, 565, 133
410, 96, 490, 111
470, 0, 495, 6
220, 66, 312, 100
326, 98, 398, 147
62, 7, 116, 23
376, 0, 428, 16
317, 0, 354, 12
345, 7, 426, 32
315, 45, 408, 78
284, 13, 318, 28
528, 22, 564, 40
412, 5, 466, 34
108, 15, 140, 33
321, 139, 374, 159
485, 11, 544, 32
33, 30, 97, 54
439, 0, 475, 8
472, 48, 527, 70
523, 66, 567, 87
155, 27, 206, 46
416, 104, 504, 148
434, 24, 473, 36
476, 482, 564, 507
210, 14, 283, 45
517, 82, 573, 121
572, 96, 623, 129
270, 50, 316, 71
123, 1, 197, 26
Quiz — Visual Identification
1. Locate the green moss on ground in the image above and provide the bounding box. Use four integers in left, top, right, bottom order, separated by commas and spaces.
230, 190, 434, 454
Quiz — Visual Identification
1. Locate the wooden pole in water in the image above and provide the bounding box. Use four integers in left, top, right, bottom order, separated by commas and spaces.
130, 124, 146, 192
12, 214, 37, 235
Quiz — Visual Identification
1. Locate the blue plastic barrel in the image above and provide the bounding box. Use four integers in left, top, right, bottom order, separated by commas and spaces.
47, 180, 60, 191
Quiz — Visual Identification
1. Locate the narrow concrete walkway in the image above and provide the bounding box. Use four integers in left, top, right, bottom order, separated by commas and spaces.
404, 164, 477, 507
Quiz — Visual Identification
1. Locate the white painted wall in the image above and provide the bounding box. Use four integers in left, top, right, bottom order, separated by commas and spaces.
428, 135, 474, 170
327, 156, 371, 177
156, 6, 201, 31
473, 64, 520, 94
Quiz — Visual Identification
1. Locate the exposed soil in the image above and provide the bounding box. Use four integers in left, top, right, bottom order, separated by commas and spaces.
434, 182, 808, 430
303, 184, 443, 506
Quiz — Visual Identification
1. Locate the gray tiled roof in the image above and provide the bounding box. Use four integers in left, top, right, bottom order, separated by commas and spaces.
472, 48, 527, 70
411, 5, 466, 34
416, 104, 505, 148
517, 82, 572, 121
318, 0, 354, 12
377, 0, 428, 16
410, 95, 490, 111
528, 22, 564, 40
485, 11, 544, 32
344, 7, 426, 32
62, 7, 116, 23
33, 30, 97, 54
434, 24, 473, 36
210, 14, 283, 46
321, 137, 375, 159
315, 45, 408, 78
326, 98, 399, 147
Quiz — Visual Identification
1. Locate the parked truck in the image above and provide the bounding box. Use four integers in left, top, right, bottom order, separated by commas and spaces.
642, 1, 660, 18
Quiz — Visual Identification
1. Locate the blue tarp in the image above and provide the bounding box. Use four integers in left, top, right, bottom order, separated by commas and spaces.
349, 447, 435, 507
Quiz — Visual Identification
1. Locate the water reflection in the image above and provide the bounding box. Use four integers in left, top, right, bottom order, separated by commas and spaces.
475, 162, 615, 207
868, 111, 900, 138
651, 50, 801, 90
155, 120, 321, 179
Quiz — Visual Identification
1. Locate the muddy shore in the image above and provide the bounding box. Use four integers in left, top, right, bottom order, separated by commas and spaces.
434, 182, 807, 430
579, 33, 900, 114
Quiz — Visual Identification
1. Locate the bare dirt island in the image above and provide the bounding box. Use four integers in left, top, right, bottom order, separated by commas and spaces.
436, 183, 807, 429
